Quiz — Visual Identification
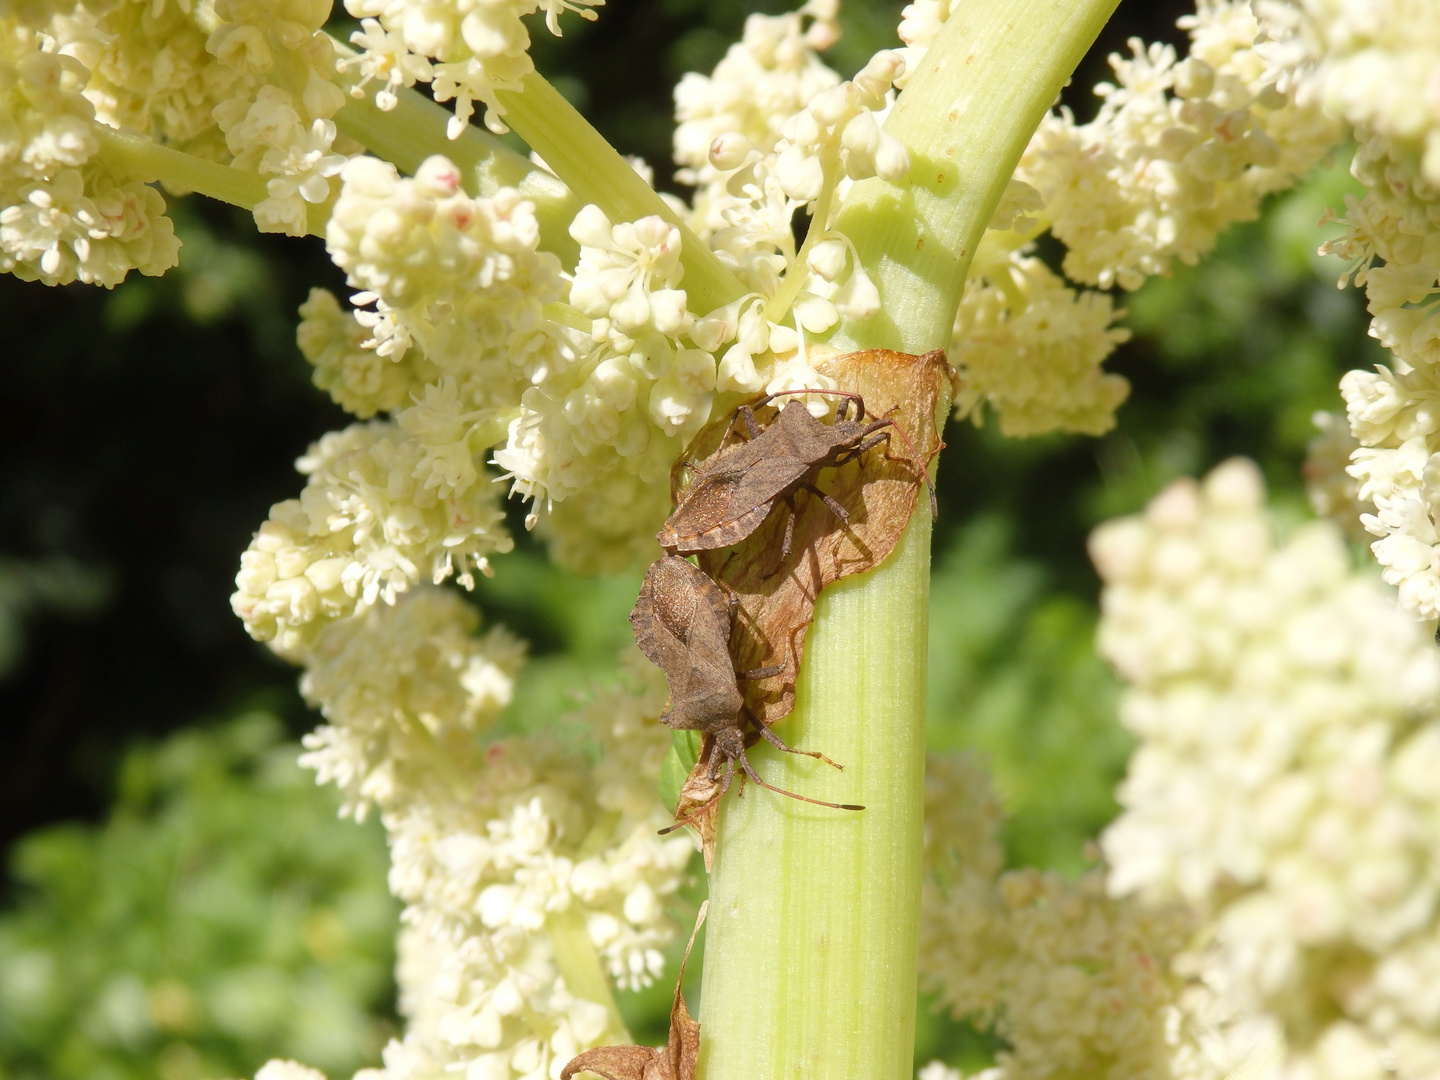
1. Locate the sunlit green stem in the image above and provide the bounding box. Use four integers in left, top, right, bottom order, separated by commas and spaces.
831, 0, 1122, 353
496, 73, 746, 314
698, 2, 1118, 1078
699, 515, 932, 1080
547, 907, 631, 1041
96, 127, 330, 238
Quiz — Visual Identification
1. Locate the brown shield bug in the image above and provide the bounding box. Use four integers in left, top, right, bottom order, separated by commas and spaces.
629, 555, 862, 819
655, 388, 938, 561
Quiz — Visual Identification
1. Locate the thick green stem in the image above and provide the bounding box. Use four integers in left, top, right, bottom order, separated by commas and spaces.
495, 73, 746, 315
697, 2, 1117, 1078
831, 0, 1122, 353
699, 515, 932, 1080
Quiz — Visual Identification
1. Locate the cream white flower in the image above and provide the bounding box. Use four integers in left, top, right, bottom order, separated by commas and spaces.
672, 0, 841, 225
1270, 0, 1440, 189
297, 287, 438, 418
0, 24, 179, 286
342, 0, 604, 136
230, 420, 513, 655
1324, 135, 1440, 618
39, 0, 348, 236
254, 1060, 328, 1080
951, 250, 1132, 437
219, 85, 347, 235
327, 156, 571, 404
569, 206, 691, 337
489, 203, 721, 530
1304, 411, 1369, 542
1014, 3, 1343, 291
1095, 458, 1440, 1079
294, 593, 691, 1080
919, 754, 1202, 1080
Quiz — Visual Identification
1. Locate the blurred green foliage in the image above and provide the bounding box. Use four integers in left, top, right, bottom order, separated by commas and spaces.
0, 712, 397, 1080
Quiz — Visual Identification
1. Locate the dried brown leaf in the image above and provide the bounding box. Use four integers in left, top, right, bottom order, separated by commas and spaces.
561, 902, 707, 1080
669, 737, 725, 870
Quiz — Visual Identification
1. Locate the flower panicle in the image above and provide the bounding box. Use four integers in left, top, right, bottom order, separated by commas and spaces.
1094, 458, 1440, 1079
266, 589, 693, 1080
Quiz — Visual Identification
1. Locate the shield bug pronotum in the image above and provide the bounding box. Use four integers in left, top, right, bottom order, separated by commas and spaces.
656, 387, 938, 562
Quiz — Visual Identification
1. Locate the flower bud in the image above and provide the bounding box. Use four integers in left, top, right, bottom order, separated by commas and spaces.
835, 266, 880, 319
709, 132, 754, 170
1172, 58, 1214, 100
806, 238, 849, 281
874, 133, 911, 183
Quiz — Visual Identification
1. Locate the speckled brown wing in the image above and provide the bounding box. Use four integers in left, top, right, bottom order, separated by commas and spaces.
629, 556, 743, 731
629, 557, 692, 677
657, 403, 820, 552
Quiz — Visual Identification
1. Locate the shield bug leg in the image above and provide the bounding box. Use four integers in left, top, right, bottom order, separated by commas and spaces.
716, 402, 765, 451
733, 751, 863, 811
742, 663, 785, 680
801, 483, 850, 526
867, 413, 940, 522
658, 787, 726, 835
754, 719, 845, 772
779, 497, 798, 561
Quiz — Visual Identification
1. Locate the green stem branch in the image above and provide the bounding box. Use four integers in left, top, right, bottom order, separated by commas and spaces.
831, 0, 1122, 353
546, 907, 631, 1041
95, 127, 330, 238
697, 2, 1118, 1078
763, 156, 840, 326
495, 72, 746, 314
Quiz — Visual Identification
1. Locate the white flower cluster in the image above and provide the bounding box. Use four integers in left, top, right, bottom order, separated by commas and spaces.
0, 19, 179, 286
1304, 410, 1368, 543
342, 0, 604, 136
1094, 458, 1440, 1080
950, 245, 1132, 438
255, 588, 692, 1080
323, 154, 569, 407
1019, 1, 1342, 292
918, 754, 1199, 1080
1326, 137, 1440, 617
296, 584, 524, 819
1268, 0, 1440, 189
669, 0, 896, 379
30, 0, 353, 238
672, 0, 841, 232
298, 287, 437, 420
491, 201, 730, 566
240, 154, 619, 649
230, 416, 514, 656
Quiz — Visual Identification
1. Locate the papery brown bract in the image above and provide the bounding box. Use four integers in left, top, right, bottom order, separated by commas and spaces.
561, 902, 707, 1080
